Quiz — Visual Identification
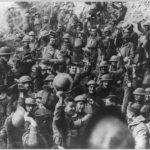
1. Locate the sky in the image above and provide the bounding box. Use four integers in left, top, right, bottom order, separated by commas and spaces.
0, 2, 14, 32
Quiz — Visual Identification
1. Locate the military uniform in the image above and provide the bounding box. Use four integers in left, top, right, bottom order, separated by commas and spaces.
128, 115, 149, 149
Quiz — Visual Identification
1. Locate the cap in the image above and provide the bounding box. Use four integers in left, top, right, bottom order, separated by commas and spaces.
25, 97, 36, 105
87, 80, 97, 86
74, 95, 86, 102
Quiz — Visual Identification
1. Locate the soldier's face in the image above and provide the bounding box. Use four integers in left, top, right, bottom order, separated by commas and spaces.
145, 94, 150, 102
47, 81, 54, 89
69, 66, 77, 75
90, 29, 97, 36
1, 55, 10, 62
49, 38, 56, 46
30, 35, 35, 41
100, 67, 108, 74
144, 26, 149, 31
111, 61, 117, 67
134, 94, 145, 103
88, 85, 96, 94
26, 104, 34, 113
65, 102, 75, 116
77, 26, 82, 32
23, 41, 29, 47
76, 101, 85, 113
24, 82, 32, 91
102, 81, 109, 89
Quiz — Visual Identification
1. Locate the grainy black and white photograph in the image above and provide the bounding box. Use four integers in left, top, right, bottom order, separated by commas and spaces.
0, 0, 150, 149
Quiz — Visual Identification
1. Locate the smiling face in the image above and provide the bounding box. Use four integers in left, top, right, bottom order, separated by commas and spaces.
88, 84, 96, 94
65, 101, 76, 116
76, 101, 85, 113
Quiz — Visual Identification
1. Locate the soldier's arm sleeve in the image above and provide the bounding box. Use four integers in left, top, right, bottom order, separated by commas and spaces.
50, 50, 64, 64
17, 97, 25, 108
53, 102, 65, 146
135, 124, 149, 149
22, 126, 38, 148
122, 86, 132, 114
73, 114, 92, 128
53, 102, 65, 121
110, 68, 125, 79
80, 64, 92, 78
6, 117, 15, 148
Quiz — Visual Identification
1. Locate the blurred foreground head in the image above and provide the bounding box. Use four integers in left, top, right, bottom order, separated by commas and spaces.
81, 106, 135, 149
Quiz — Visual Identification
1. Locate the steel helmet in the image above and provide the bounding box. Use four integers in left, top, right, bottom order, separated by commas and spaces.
19, 75, 32, 83
25, 97, 36, 105
99, 61, 109, 68
74, 94, 86, 102
87, 80, 97, 86
63, 33, 71, 39
133, 88, 146, 95
53, 73, 73, 92
29, 31, 36, 36
0, 46, 12, 56
12, 106, 26, 128
43, 16, 49, 20
103, 27, 111, 33
44, 75, 55, 82
22, 35, 31, 42
39, 30, 50, 38
145, 88, 150, 93
109, 55, 118, 62
101, 74, 112, 82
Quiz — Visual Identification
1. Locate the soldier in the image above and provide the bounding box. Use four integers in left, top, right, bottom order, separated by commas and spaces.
131, 88, 146, 108
23, 107, 53, 148
138, 21, 150, 57
70, 95, 91, 148
127, 103, 149, 149
42, 34, 64, 64
37, 74, 58, 113
72, 38, 83, 63
1, 106, 26, 148
28, 31, 38, 52
22, 35, 31, 55
118, 30, 135, 63
126, 24, 138, 51
64, 7, 78, 33
109, 55, 119, 71
34, 13, 42, 35
17, 75, 34, 108
85, 27, 104, 69
22, 12, 31, 34
41, 16, 50, 31
111, 2, 127, 25
61, 33, 73, 56
0, 47, 13, 91
0, 92, 11, 128
140, 88, 150, 121
53, 91, 91, 148
25, 97, 37, 118
84, 80, 104, 114
96, 74, 124, 103
102, 27, 117, 61
57, 6, 66, 27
